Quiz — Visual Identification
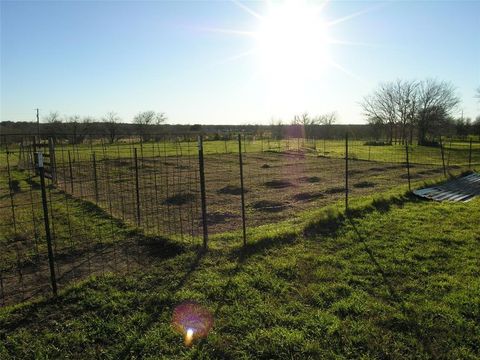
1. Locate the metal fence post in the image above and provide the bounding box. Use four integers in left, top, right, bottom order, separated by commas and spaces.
468, 139, 472, 170
238, 134, 247, 247
68, 150, 74, 194
134, 148, 141, 226
37, 152, 58, 296
92, 152, 99, 204
345, 132, 349, 213
5, 146, 17, 232
198, 136, 208, 249
48, 137, 57, 185
439, 136, 447, 177
405, 141, 411, 191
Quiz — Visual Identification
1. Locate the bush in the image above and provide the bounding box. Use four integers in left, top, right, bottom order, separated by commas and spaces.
363, 141, 391, 146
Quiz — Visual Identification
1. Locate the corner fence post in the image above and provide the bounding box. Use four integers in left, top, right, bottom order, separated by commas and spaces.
198, 136, 208, 249
238, 134, 247, 247
439, 136, 447, 178
134, 148, 141, 226
345, 132, 349, 213
405, 141, 411, 191
468, 139, 472, 170
37, 152, 58, 296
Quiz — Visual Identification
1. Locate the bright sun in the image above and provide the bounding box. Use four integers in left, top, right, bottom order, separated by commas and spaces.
202, 0, 373, 115
255, 1, 330, 83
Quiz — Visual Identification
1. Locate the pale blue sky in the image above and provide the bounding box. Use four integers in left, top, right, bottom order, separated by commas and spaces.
1, 0, 479, 124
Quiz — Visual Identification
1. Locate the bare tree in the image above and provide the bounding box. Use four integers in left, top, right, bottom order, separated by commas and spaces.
362, 79, 459, 145
416, 79, 460, 145
43, 111, 64, 138
102, 112, 121, 144
361, 83, 397, 143
44, 111, 61, 123
67, 115, 82, 144
315, 112, 337, 139
133, 111, 167, 141
269, 118, 284, 139
316, 112, 337, 126
392, 79, 419, 144
473, 116, 480, 141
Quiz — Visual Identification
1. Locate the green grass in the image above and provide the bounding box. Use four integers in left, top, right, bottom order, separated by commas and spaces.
1, 189, 479, 359
4, 138, 479, 167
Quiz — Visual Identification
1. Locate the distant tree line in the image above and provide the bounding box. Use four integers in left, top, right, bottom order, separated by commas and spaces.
1, 86, 479, 145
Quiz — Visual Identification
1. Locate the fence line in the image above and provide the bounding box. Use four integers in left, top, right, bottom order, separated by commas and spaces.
1, 133, 479, 305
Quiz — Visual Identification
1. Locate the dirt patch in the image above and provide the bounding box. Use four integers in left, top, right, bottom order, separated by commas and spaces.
206, 211, 237, 225
349, 170, 364, 175
293, 192, 324, 202
353, 181, 375, 188
111, 159, 130, 167
369, 167, 387, 172
251, 200, 288, 212
217, 185, 247, 195
163, 193, 195, 205
299, 176, 321, 183
325, 187, 345, 194
264, 179, 294, 189
400, 173, 421, 179
9, 180, 21, 193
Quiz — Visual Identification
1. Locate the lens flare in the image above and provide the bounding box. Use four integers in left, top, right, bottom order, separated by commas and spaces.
185, 328, 194, 347
172, 301, 214, 347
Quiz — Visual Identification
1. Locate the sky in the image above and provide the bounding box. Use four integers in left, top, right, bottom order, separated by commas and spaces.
1, 0, 479, 125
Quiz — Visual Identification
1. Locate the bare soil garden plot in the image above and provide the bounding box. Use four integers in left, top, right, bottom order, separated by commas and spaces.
53, 150, 447, 235
0, 139, 476, 306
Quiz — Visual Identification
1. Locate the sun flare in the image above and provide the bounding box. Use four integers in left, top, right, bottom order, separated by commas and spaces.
255, 1, 330, 83
202, 0, 376, 115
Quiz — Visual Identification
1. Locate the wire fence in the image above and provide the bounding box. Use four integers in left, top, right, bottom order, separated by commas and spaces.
1, 133, 479, 305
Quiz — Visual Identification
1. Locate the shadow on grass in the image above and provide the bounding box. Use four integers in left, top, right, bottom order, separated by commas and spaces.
115, 248, 207, 359
346, 215, 434, 356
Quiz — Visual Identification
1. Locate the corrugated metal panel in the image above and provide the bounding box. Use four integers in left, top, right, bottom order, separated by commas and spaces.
413, 172, 480, 202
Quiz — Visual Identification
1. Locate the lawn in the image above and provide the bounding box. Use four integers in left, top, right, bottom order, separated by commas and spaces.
1, 190, 479, 359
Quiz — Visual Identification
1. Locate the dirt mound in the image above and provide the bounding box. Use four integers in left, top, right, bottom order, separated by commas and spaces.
252, 200, 288, 212
217, 185, 247, 195
163, 193, 195, 205
325, 187, 345, 194
264, 179, 294, 189
293, 192, 324, 202
353, 181, 375, 188
299, 176, 321, 183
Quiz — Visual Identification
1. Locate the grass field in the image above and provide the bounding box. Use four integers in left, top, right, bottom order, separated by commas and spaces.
0, 189, 479, 359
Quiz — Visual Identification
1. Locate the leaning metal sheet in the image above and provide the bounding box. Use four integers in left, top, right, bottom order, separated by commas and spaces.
413, 172, 480, 202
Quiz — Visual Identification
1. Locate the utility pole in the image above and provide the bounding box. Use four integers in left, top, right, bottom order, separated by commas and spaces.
36, 108, 40, 139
